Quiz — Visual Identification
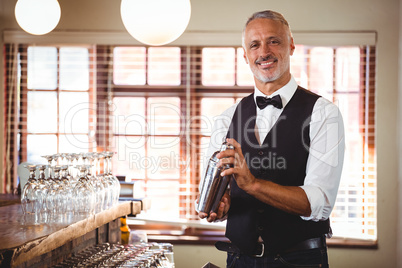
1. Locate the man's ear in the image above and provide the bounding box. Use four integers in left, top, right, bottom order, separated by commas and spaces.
290, 37, 296, 56
243, 47, 249, 64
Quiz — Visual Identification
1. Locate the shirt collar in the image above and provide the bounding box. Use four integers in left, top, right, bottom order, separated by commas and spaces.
253, 75, 298, 109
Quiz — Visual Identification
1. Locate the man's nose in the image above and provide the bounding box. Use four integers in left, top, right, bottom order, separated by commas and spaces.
260, 43, 272, 57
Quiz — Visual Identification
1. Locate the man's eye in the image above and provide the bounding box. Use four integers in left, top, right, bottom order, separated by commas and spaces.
270, 40, 280, 45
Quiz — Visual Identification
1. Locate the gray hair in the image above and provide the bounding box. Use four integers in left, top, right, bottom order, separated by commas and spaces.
242, 10, 293, 47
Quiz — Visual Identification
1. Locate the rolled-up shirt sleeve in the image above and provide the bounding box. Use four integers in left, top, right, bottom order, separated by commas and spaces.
300, 97, 345, 222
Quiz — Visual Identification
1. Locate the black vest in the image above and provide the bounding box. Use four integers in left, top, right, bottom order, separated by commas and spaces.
225, 87, 330, 254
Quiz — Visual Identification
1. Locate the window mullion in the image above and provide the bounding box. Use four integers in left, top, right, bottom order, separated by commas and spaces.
144, 97, 149, 192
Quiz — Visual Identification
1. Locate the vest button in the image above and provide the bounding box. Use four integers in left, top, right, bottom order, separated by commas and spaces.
257, 208, 264, 213
258, 151, 264, 156
258, 226, 264, 231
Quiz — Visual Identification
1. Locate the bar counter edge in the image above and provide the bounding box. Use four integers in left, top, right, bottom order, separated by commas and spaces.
0, 201, 142, 268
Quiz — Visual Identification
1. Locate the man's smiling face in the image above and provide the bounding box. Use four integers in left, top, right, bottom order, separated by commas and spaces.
243, 18, 295, 90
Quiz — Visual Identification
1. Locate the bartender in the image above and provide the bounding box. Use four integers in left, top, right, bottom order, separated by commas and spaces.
198, 10, 345, 268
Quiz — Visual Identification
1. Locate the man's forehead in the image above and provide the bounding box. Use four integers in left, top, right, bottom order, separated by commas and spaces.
246, 18, 286, 32
244, 19, 289, 39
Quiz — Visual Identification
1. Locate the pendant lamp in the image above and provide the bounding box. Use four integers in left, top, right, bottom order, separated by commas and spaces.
120, 0, 191, 46
15, 0, 61, 35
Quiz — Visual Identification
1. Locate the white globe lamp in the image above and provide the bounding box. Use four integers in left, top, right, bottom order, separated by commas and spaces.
15, 0, 61, 35
120, 0, 191, 46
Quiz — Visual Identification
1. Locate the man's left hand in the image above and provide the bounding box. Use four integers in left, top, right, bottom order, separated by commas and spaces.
218, 138, 256, 193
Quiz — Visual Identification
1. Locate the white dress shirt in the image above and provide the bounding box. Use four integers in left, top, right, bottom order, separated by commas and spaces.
203, 76, 345, 222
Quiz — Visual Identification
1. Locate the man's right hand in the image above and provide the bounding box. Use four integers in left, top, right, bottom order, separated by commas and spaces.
198, 194, 231, 222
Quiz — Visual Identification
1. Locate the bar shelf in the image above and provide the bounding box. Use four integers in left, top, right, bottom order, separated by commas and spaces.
0, 200, 142, 268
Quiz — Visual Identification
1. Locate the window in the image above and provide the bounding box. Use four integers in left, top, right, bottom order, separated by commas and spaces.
4, 42, 376, 243
28, 46, 95, 161
291, 46, 376, 240
112, 96, 181, 217
3, 45, 95, 169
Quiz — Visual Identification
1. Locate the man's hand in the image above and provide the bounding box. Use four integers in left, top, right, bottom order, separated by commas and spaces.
198, 193, 231, 222
218, 138, 256, 193
216, 138, 312, 217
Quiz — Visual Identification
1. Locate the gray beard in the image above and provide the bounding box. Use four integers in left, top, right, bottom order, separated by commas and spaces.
253, 70, 280, 83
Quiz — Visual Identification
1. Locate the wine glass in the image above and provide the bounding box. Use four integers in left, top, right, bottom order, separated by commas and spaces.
59, 153, 69, 165
79, 152, 90, 166
70, 153, 81, 180
73, 165, 96, 219
36, 165, 51, 224
100, 152, 113, 210
103, 151, 121, 206
64, 153, 74, 176
60, 165, 74, 222
21, 165, 41, 224
41, 154, 56, 180
85, 157, 105, 214
48, 165, 67, 223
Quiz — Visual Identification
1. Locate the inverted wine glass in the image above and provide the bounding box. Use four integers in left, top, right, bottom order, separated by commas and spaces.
21, 165, 41, 224
36, 165, 51, 224
73, 165, 96, 219
103, 151, 121, 207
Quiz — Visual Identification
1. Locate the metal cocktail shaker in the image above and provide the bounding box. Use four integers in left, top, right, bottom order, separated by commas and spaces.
197, 142, 234, 214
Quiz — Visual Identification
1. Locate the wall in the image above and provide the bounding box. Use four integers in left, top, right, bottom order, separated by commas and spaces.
0, 0, 400, 267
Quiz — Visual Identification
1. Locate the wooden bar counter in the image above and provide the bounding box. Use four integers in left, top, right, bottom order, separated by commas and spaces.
0, 201, 142, 268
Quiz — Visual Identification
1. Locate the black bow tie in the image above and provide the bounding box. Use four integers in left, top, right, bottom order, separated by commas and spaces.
256, 95, 283, 109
